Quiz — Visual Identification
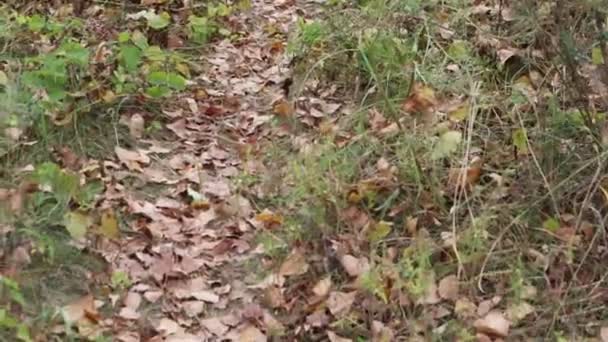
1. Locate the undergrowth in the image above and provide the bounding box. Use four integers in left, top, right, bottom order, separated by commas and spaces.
0, 0, 239, 340
258, 0, 608, 339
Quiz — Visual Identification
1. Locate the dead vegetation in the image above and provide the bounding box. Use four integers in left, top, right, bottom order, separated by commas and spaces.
1, 0, 608, 341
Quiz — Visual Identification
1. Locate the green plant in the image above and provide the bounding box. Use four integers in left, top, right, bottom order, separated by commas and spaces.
0, 277, 31, 342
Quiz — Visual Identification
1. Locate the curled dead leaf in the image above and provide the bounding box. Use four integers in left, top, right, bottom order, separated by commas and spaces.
312, 276, 332, 297
327, 291, 356, 317
340, 254, 370, 277
279, 249, 309, 277
473, 311, 511, 338
438, 274, 459, 301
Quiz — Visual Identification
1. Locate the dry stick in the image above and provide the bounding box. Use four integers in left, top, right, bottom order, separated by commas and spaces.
451, 82, 480, 279
477, 150, 608, 292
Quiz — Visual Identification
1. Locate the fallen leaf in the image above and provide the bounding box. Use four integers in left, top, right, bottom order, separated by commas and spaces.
506, 301, 534, 322
239, 324, 267, 342
431, 130, 461, 160
201, 317, 229, 336
340, 254, 370, 277
191, 290, 220, 303
273, 99, 293, 117
368, 221, 392, 243
454, 298, 477, 319
128, 114, 145, 138
448, 101, 470, 122
438, 275, 459, 301
402, 83, 436, 115
62, 295, 97, 324
124, 291, 141, 310
279, 249, 309, 277
115, 146, 150, 169
327, 331, 352, 342
371, 320, 395, 342
474, 311, 511, 338
312, 276, 332, 297
255, 209, 283, 227
99, 209, 120, 239
157, 318, 182, 336
64, 211, 92, 240
118, 307, 140, 320
183, 300, 205, 317
327, 291, 356, 317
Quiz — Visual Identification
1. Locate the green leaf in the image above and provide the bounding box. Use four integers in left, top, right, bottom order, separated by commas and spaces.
119, 44, 142, 73
57, 42, 90, 67
16, 324, 31, 342
147, 71, 186, 90
118, 31, 130, 43
145, 86, 170, 98
512, 128, 529, 154
27, 15, 45, 32
592, 47, 604, 65
448, 40, 469, 60
431, 130, 462, 160
64, 211, 92, 240
543, 217, 560, 232
131, 30, 149, 50
146, 11, 170, 30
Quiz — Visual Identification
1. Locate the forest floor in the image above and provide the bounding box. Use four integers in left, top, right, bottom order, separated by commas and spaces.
2, 0, 608, 341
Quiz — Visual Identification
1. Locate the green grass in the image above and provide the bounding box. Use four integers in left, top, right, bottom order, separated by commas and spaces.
255, 0, 608, 338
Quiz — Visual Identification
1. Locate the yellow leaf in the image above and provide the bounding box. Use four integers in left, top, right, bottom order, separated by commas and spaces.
175, 63, 190, 78
102, 90, 116, 103
368, 221, 392, 243
64, 211, 92, 240
592, 47, 605, 65
448, 101, 470, 122
255, 209, 283, 227
99, 209, 120, 239
0, 71, 8, 86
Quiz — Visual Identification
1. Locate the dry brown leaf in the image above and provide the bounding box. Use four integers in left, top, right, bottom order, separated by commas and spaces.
183, 300, 205, 317
157, 318, 182, 336
417, 280, 441, 305
327, 291, 356, 317
312, 276, 332, 297
327, 331, 352, 342
402, 83, 436, 115
124, 291, 141, 310
340, 254, 370, 277
191, 290, 220, 303
115, 146, 150, 170
279, 249, 309, 277
144, 290, 163, 303
454, 298, 477, 319
438, 274, 459, 301
128, 114, 145, 138
371, 320, 395, 342
239, 324, 267, 342
273, 99, 293, 117
118, 307, 140, 320
62, 294, 97, 324
506, 301, 534, 322
477, 296, 501, 316
473, 311, 511, 338
201, 317, 229, 336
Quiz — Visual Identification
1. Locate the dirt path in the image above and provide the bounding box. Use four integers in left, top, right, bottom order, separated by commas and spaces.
103, 1, 300, 340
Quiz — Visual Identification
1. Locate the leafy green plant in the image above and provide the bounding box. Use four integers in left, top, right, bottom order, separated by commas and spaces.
0, 277, 31, 342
